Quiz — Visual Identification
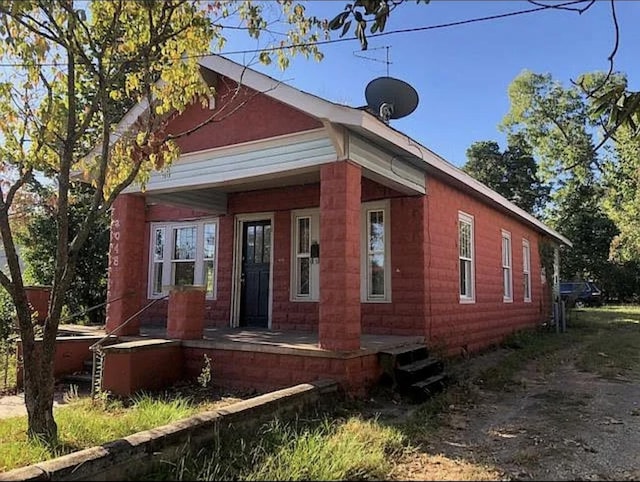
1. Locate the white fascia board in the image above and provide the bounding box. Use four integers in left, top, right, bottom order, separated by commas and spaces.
359, 114, 572, 247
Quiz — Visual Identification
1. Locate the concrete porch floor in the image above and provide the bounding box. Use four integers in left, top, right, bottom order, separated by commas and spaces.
131, 326, 425, 358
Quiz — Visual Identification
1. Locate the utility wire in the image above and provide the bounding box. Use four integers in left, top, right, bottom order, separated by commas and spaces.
0, 0, 592, 68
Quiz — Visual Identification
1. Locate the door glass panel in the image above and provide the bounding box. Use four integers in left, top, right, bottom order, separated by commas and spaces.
246, 226, 255, 263
255, 225, 263, 263
263, 224, 271, 262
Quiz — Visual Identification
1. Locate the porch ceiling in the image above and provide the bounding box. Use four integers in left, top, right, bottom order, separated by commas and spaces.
145, 167, 322, 213
143, 164, 419, 213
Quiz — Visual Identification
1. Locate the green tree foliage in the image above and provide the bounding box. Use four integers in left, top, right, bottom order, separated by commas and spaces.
501, 70, 639, 300
0, 0, 326, 444
604, 126, 640, 263
16, 183, 109, 325
463, 135, 549, 215
328, 0, 429, 50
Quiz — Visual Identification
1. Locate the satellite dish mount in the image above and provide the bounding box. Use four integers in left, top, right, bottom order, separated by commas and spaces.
365, 77, 419, 124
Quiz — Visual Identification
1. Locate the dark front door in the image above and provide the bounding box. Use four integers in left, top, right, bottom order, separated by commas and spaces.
240, 220, 271, 328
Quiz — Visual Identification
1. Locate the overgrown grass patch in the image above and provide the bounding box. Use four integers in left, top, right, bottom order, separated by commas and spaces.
147, 414, 405, 481
471, 305, 640, 390
572, 305, 640, 379
474, 327, 578, 391
0, 392, 220, 472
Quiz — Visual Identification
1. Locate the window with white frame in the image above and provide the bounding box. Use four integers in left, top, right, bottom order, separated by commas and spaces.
291, 210, 320, 301
459, 212, 475, 302
502, 230, 513, 302
361, 201, 391, 302
149, 220, 219, 298
523, 239, 531, 302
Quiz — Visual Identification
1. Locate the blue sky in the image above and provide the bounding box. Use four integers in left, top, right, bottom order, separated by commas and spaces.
221, 0, 640, 167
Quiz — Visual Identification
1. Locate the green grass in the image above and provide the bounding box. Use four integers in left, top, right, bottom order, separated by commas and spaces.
474, 305, 640, 390
0, 393, 209, 472
150, 415, 405, 481
4, 306, 639, 480
572, 305, 640, 379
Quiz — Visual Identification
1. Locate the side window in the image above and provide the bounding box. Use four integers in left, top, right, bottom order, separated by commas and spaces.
523, 239, 531, 302
459, 212, 475, 303
361, 201, 391, 302
502, 230, 513, 302
291, 210, 320, 301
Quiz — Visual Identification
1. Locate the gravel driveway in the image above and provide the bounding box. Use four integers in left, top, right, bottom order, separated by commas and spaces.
390, 342, 640, 480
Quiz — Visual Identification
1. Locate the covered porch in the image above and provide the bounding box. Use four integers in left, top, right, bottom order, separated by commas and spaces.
106, 154, 428, 353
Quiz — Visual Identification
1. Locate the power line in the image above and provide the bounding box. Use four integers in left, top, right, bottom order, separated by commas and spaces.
0, 0, 592, 68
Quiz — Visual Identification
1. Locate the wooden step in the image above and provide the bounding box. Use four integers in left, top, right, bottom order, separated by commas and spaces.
395, 357, 444, 386
409, 373, 448, 402
61, 373, 92, 385
379, 344, 429, 374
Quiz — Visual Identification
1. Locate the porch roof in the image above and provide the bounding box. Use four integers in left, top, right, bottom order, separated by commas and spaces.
90, 54, 571, 247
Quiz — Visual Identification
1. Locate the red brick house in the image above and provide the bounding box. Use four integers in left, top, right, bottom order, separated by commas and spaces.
99, 55, 570, 397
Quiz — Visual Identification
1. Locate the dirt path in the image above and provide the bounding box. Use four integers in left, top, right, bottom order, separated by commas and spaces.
389, 345, 640, 481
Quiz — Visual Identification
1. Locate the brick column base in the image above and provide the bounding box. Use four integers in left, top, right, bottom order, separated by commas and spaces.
167, 287, 206, 340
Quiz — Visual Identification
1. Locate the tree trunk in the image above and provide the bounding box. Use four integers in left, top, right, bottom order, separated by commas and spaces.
24, 367, 57, 442
18, 307, 58, 443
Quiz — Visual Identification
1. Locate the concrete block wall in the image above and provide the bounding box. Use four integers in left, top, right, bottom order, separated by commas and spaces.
1, 380, 339, 482
183, 346, 381, 397
425, 176, 549, 356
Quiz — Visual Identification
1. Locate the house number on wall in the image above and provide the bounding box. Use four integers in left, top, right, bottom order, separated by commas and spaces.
110, 219, 120, 267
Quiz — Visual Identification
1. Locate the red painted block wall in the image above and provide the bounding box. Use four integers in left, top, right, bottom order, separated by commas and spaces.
166, 75, 322, 155
16, 336, 100, 388
425, 175, 550, 356
183, 347, 381, 397
101, 343, 183, 397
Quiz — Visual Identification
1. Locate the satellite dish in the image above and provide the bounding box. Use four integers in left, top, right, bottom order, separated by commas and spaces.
365, 76, 419, 123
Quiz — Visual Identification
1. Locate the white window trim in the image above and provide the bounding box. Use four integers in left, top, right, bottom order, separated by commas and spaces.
291, 208, 320, 302
147, 218, 219, 300
361, 200, 391, 303
458, 211, 475, 304
502, 229, 513, 303
523, 238, 532, 302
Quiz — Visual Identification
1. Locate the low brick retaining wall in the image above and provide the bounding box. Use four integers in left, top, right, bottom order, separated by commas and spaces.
0, 379, 339, 481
